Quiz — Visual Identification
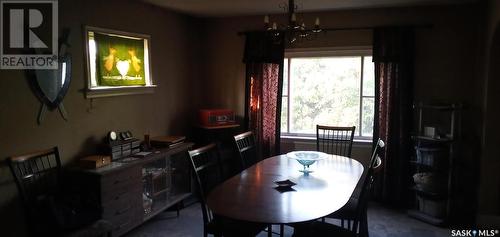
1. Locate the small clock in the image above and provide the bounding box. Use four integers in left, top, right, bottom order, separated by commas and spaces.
120, 131, 133, 140
108, 131, 117, 142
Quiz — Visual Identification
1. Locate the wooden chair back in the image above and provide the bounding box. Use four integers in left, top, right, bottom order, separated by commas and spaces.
8, 147, 62, 205
369, 138, 385, 169
316, 125, 356, 157
188, 143, 223, 230
351, 139, 385, 233
233, 131, 259, 169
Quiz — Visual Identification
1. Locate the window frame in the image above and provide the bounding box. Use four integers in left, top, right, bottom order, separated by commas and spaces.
281, 47, 374, 140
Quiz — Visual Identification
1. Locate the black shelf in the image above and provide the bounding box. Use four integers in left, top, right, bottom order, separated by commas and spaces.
413, 103, 462, 111
412, 136, 453, 143
409, 102, 460, 226
408, 209, 446, 226
410, 160, 434, 168
410, 186, 447, 199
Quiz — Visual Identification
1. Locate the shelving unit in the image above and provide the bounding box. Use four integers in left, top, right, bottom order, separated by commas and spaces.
408, 103, 461, 226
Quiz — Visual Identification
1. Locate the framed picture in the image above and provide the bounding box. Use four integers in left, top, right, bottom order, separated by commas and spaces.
84, 26, 155, 98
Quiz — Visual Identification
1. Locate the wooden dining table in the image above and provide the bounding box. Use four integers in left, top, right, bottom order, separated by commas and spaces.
206, 153, 364, 225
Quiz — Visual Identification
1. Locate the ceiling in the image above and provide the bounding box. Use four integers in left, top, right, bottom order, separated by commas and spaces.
143, 0, 477, 17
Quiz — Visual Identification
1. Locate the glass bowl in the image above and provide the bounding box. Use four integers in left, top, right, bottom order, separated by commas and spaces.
286, 151, 329, 174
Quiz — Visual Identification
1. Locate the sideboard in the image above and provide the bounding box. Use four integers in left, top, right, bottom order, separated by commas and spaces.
68, 142, 194, 236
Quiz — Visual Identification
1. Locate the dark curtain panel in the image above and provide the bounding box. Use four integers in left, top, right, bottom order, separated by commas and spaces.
243, 32, 285, 158
372, 27, 415, 206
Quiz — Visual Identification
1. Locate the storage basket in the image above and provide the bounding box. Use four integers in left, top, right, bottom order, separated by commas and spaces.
415, 146, 447, 169
417, 195, 447, 218
412, 172, 446, 193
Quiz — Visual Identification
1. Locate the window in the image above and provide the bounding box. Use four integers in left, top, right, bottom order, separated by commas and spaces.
281, 49, 375, 139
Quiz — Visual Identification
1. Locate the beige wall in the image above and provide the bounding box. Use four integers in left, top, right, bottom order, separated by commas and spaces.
477, 0, 500, 226
0, 0, 202, 235
200, 4, 484, 221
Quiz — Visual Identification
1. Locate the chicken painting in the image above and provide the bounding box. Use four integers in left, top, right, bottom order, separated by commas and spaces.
103, 46, 117, 74
128, 49, 142, 76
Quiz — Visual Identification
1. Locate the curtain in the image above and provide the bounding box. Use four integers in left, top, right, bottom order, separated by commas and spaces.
372, 27, 415, 206
243, 32, 285, 159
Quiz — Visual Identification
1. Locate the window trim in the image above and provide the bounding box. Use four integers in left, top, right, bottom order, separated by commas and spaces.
281, 47, 374, 140
285, 46, 372, 58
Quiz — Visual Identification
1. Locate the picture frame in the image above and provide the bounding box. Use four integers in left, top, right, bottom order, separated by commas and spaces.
84, 26, 155, 98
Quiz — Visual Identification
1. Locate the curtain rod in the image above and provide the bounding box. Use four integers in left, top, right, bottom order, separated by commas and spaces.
237, 24, 433, 36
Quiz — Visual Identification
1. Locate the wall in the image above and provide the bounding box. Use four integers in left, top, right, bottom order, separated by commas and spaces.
477, 0, 500, 227
199, 4, 483, 221
0, 0, 202, 235
200, 5, 482, 114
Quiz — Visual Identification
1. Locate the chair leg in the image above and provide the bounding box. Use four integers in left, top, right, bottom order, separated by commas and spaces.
176, 202, 181, 217
361, 212, 369, 237
341, 219, 344, 228
268, 225, 272, 237
280, 224, 284, 237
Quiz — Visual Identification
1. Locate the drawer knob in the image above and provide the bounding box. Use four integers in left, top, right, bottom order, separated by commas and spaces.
115, 205, 132, 215
117, 220, 131, 230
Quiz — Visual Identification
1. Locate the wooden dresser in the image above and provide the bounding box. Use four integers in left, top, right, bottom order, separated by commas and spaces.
69, 143, 193, 236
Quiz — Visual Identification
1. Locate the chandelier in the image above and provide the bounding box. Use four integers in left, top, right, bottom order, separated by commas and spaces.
263, 0, 322, 45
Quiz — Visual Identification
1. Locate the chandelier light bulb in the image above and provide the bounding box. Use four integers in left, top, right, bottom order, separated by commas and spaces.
263, 0, 323, 45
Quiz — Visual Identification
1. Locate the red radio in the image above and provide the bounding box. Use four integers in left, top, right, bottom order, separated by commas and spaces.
198, 109, 236, 127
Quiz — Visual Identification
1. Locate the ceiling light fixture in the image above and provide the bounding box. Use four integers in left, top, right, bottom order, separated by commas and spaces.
263, 0, 322, 45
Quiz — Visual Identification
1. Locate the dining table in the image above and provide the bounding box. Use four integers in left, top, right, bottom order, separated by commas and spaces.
206, 152, 365, 226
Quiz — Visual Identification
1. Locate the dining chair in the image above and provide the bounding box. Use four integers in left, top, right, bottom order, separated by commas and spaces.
316, 125, 356, 157
8, 147, 112, 237
294, 139, 385, 237
233, 131, 259, 170
234, 131, 282, 237
188, 143, 265, 237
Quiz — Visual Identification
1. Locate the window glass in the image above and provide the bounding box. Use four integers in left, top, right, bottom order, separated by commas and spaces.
281, 53, 375, 138
289, 57, 361, 134
362, 97, 375, 137
363, 56, 375, 97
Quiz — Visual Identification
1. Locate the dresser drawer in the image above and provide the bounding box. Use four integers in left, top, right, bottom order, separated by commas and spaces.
109, 207, 142, 237
102, 186, 142, 219
101, 167, 141, 202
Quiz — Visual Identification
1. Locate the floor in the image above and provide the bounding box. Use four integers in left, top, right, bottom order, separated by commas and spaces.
125, 202, 450, 237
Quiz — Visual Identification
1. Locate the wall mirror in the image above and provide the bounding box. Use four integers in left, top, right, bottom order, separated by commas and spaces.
32, 55, 71, 108
29, 29, 72, 124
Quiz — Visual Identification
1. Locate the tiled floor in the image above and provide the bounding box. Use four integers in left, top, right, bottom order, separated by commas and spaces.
126, 202, 450, 237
